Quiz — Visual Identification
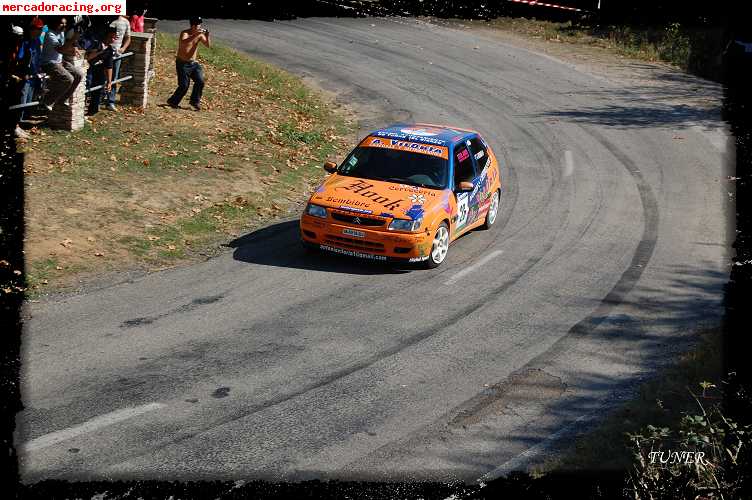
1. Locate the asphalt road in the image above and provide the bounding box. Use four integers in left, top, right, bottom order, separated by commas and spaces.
18, 17, 730, 482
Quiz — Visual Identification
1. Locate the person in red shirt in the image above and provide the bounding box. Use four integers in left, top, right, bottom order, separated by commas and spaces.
130, 8, 146, 33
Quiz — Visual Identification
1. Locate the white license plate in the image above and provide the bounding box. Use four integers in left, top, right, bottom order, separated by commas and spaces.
343, 228, 365, 238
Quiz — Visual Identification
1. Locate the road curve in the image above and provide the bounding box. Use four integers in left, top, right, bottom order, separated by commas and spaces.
18, 17, 730, 482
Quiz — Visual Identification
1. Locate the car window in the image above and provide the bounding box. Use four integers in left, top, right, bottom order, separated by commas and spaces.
338, 146, 448, 189
453, 143, 476, 186
468, 136, 490, 171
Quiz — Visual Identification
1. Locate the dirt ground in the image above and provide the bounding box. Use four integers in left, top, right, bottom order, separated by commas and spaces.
20, 34, 356, 295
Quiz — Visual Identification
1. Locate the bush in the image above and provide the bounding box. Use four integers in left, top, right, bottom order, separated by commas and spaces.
657, 23, 691, 69
625, 379, 752, 499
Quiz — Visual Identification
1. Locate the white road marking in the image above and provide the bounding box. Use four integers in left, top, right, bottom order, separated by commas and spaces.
19, 402, 165, 454
444, 250, 503, 285
563, 150, 574, 177
477, 411, 597, 481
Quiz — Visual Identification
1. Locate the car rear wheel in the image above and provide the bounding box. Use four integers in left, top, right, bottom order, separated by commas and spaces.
424, 222, 450, 268
481, 190, 500, 230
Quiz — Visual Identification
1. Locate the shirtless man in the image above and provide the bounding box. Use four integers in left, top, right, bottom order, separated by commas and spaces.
166, 16, 210, 111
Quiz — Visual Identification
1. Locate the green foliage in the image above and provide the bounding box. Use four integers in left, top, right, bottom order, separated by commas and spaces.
626, 379, 752, 499
277, 122, 323, 146
656, 23, 691, 70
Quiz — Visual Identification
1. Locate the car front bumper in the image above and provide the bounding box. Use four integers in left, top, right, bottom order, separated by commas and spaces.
300, 214, 432, 262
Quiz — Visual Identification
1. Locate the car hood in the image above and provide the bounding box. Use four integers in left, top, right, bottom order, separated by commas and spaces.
309, 174, 451, 221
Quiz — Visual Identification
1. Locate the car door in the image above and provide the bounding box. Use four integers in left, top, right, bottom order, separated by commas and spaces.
452, 140, 479, 234
466, 135, 494, 220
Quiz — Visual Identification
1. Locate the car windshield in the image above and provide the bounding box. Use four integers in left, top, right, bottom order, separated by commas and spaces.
338, 145, 448, 189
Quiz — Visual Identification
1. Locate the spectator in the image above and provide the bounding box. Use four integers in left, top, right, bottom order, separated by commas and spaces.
39, 16, 84, 112
166, 16, 210, 111
7, 24, 30, 139
85, 27, 117, 116
130, 8, 147, 33
106, 14, 131, 111
16, 18, 44, 124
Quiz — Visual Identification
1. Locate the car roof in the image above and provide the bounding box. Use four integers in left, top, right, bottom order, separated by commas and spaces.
368, 123, 477, 147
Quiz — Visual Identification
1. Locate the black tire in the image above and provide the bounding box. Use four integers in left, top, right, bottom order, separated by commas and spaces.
302, 240, 319, 254
423, 222, 450, 269
481, 189, 500, 230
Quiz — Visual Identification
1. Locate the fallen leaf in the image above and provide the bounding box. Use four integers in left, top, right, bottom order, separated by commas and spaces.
60, 238, 73, 248
167, 244, 176, 250
143, 159, 150, 166
147, 235, 160, 241
110, 154, 117, 161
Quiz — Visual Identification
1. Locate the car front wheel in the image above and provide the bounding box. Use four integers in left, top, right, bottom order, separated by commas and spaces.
424, 222, 450, 269
481, 189, 500, 230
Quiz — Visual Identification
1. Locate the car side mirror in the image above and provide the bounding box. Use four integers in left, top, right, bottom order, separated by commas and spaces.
323, 161, 337, 173
458, 181, 474, 192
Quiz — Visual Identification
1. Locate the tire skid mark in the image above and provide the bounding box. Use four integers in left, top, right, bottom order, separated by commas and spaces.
120, 294, 225, 329
102, 24, 578, 462
97, 21, 654, 470
108, 230, 570, 468
344, 129, 659, 469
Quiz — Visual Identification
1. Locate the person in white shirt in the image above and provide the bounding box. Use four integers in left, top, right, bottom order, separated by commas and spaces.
39, 16, 84, 111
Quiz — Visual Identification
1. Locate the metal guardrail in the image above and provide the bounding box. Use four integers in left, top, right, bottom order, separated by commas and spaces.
85, 75, 133, 93
91, 51, 133, 66
9, 100, 40, 111
10, 52, 136, 110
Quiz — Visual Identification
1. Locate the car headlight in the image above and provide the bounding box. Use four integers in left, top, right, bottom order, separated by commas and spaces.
388, 218, 422, 232
306, 203, 327, 219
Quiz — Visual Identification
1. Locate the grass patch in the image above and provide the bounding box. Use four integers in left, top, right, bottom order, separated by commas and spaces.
532, 328, 723, 475
21, 32, 356, 295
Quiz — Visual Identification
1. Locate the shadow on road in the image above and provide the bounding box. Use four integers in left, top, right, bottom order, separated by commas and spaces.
228, 220, 412, 275
532, 78, 722, 130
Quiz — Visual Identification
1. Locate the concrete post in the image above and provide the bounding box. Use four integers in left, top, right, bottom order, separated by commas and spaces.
143, 17, 158, 79
47, 56, 87, 131
119, 32, 153, 109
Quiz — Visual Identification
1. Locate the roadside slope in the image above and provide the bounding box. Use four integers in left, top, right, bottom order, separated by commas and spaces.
21, 33, 355, 295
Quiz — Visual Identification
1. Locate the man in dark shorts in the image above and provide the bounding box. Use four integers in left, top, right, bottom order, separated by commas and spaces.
166, 16, 210, 111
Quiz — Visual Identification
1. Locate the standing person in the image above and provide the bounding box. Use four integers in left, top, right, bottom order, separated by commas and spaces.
130, 7, 147, 33
16, 18, 44, 124
166, 16, 210, 111
106, 14, 130, 111
39, 16, 84, 112
7, 24, 30, 139
85, 27, 117, 116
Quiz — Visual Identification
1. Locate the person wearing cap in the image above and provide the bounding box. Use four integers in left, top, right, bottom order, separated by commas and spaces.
166, 16, 210, 111
39, 16, 84, 112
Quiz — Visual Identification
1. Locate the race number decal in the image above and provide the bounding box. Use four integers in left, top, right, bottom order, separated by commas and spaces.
456, 193, 469, 228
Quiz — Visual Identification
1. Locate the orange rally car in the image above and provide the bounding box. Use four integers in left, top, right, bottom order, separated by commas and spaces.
300, 123, 502, 268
